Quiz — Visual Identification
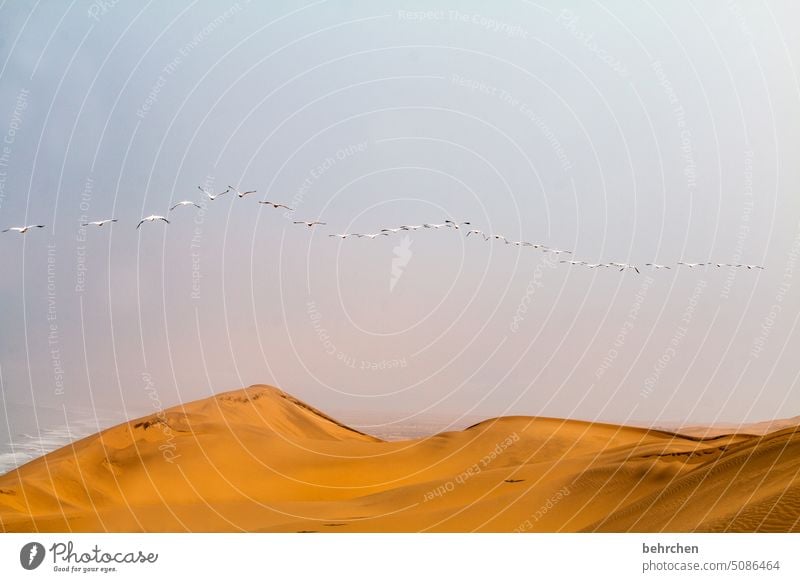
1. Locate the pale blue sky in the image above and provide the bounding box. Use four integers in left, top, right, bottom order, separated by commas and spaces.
1, 1, 799, 439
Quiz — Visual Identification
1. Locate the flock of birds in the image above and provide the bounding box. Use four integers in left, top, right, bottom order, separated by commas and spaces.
323, 220, 764, 272
1, 184, 765, 273
1, 186, 327, 232
130, 186, 328, 229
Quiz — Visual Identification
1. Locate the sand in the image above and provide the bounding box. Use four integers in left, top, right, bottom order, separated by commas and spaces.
1, 385, 798, 532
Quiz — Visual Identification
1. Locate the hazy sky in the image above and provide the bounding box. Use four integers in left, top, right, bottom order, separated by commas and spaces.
1, 1, 799, 436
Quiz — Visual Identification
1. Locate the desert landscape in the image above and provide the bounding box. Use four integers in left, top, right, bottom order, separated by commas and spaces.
1, 385, 798, 533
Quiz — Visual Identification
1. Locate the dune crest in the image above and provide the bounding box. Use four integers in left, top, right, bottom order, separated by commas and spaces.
1, 385, 798, 533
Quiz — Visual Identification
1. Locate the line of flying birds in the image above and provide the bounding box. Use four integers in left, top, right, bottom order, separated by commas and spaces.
2, 186, 325, 231
1, 185, 765, 272
325, 221, 765, 271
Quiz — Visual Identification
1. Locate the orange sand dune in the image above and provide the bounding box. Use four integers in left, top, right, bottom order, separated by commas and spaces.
1, 385, 798, 532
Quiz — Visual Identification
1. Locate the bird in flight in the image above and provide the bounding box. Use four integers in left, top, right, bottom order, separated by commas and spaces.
545, 248, 571, 255
136, 215, 170, 229
400, 225, 423, 231
444, 220, 471, 229
258, 201, 293, 210
381, 227, 404, 234
466, 229, 490, 240
678, 262, 706, 268
618, 263, 640, 274
3, 224, 45, 234
293, 220, 326, 228
493, 234, 509, 243
169, 201, 202, 211
645, 263, 671, 269
81, 219, 117, 227
228, 186, 257, 198
737, 264, 765, 270
561, 260, 587, 266
354, 232, 389, 239
198, 186, 229, 200
328, 233, 355, 239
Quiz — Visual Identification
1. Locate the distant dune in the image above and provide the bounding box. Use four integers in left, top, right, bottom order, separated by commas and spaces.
1, 385, 798, 532
657, 417, 800, 438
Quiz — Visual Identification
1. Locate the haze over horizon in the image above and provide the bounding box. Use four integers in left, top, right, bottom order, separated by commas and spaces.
1, 0, 800, 454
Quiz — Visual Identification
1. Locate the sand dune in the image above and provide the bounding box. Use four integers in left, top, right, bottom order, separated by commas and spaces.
1, 385, 798, 532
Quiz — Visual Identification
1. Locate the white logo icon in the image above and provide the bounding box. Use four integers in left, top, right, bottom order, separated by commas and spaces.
390, 236, 413, 292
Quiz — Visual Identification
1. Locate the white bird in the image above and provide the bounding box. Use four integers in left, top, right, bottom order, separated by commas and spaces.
678, 262, 706, 268
466, 229, 490, 240
561, 260, 587, 266
645, 263, 671, 269
198, 186, 229, 201
444, 220, 471, 229
3, 224, 45, 233
493, 234, 509, 243
293, 220, 326, 228
354, 232, 389, 239
423, 223, 448, 229
618, 263, 640, 274
169, 201, 202, 211
228, 186, 257, 198
545, 248, 571, 255
136, 215, 170, 229
259, 201, 293, 210
400, 225, 423, 231
81, 219, 117, 227
328, 233, 355, 239
737, 264, 765, 270
381, 227, 404, 234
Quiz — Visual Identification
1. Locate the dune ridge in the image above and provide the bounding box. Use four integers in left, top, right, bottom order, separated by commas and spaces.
1, 385, 798, 533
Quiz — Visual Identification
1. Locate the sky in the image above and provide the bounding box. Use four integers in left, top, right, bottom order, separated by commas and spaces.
1, 0, 799, 441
